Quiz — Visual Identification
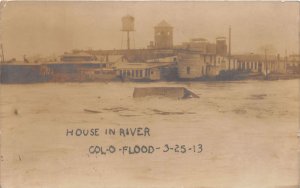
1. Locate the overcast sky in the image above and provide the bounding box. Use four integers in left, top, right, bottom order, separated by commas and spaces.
1, 1, 299, 59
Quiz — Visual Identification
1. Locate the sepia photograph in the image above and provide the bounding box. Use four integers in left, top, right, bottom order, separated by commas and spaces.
0, 1, 299, 188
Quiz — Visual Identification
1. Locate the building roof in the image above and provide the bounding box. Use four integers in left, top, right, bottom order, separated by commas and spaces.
61, 52, 94, 57
190, 38, 207, 43
122, 15, 134, 20
216, 36, 226, 40
233, 54, 278, 61
116, 62, 174, 70
155, 20, 172, 28
288, 54, 300, 61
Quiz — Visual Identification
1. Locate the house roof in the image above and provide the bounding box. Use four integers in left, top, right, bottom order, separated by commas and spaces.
122, 15, 134, 20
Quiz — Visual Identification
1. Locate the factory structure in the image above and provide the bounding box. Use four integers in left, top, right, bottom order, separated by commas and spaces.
0, 15, 299, 83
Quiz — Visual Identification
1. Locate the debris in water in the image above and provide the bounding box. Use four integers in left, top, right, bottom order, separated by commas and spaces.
233, 108, 247, 114
103, 107, 131, 112
133, 87, 199, 99
119, 114, 140, 117
84, 109, 102, 113
150, 109, 196, 115
247, 94, 267, 100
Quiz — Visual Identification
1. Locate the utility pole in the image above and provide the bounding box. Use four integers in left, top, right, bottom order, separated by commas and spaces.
264, 48, 268, 79
285, 49, 287, 73
297, 3, 300, 188
127, 31, 130, 50
228, 26, 231, 70
0, 44, 4, 63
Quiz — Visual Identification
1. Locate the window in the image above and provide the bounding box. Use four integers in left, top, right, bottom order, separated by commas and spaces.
140, 70, 143, 77
132, 70, 134, 77
187, 66, 190, 74
127, 70, 130, 76
136, 70, 139, 77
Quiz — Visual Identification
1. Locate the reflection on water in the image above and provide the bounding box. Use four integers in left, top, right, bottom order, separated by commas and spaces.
0, 80, 299, 188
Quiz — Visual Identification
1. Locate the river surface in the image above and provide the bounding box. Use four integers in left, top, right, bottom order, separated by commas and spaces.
0, 80, 299, 188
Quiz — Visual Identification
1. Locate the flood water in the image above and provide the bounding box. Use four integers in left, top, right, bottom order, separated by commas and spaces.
0, 80, 299, 188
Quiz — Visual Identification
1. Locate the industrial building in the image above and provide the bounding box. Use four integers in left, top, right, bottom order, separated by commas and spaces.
177, 35, 230, 79
154, 20, 173, 49
1, 15, 299, 83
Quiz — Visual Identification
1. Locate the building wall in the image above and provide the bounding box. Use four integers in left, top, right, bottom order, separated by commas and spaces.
206, 43, 217, 54
149, 68, 161, 80
235, 61, 264, 73
229, 59, 239, 70
118, 68, 161, 81
180, 40, 216, 54
216, 39, 227, 56
221, 57, 231, 70
276, 60, 287, 73
177, 53, 207, 79
206, 65, 220, 76
155, 27, 173, 49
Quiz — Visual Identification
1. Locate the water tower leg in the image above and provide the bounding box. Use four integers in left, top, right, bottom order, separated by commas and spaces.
127, 31, 130, 50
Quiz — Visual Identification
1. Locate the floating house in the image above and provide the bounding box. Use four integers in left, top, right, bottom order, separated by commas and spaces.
133, 87, 199, 99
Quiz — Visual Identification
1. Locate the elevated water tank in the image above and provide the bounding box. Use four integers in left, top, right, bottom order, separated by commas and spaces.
122, 15, 134, 31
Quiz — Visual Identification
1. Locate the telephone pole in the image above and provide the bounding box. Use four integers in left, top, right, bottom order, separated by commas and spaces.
0, 44, 4, 63
228, 26, 231, 70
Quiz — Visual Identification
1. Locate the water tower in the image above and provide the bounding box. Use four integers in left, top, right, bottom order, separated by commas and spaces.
121, 15, 135, 50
